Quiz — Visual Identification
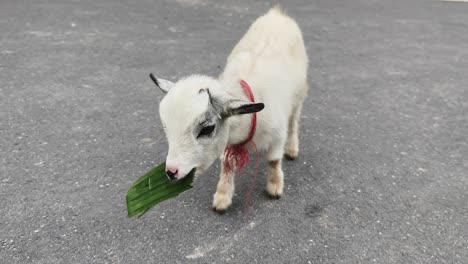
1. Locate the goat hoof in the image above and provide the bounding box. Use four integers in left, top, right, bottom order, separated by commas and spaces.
212, 207, 226, 214
212, 192, 232, 213
284, 153, 297, 160
267, 192, 282, 199
285, 147, 299, 160
266, 179, 284, 199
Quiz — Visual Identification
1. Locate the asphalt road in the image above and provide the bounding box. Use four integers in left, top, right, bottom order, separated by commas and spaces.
1, 0, 468, 263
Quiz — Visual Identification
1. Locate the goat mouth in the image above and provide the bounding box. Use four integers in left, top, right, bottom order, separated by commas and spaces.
169, 168, 196, 183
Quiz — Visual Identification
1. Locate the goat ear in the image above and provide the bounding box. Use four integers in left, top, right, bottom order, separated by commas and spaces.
223, 100, 264, 118
149, 73, 174, 93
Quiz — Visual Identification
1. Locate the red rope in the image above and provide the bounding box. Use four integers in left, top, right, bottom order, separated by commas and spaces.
223, 80, 257, 173
223, 80, 259, 211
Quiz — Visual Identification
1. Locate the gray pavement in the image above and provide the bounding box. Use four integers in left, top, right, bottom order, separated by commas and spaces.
1, 0, 468, 263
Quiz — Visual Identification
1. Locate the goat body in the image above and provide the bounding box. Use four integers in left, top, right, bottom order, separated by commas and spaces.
154, 6, 309, 212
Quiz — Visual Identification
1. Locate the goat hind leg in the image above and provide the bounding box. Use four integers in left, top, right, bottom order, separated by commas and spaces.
285, 101, 304, 160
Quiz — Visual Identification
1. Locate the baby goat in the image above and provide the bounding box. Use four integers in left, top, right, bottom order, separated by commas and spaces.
151, 6, 309, 212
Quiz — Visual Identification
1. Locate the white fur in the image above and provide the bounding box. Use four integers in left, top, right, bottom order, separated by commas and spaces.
157, 7, 309, 211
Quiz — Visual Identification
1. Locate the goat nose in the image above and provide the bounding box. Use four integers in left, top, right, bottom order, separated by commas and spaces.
165, 168, 178, 180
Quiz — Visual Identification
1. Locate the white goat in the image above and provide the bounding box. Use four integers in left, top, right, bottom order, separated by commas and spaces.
152, 6, 309, 212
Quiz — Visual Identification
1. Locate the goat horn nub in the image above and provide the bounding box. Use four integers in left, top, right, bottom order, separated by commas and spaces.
149, 73, 159, 87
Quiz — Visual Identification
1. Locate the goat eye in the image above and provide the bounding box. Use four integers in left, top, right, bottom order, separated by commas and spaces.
197, 125, 215, 138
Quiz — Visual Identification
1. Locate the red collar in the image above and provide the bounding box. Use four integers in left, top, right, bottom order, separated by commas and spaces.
238, 80, 257, 146
223, 80, 257, 173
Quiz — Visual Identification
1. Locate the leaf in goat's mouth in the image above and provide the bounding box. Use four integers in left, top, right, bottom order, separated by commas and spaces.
126, 162, 195, 218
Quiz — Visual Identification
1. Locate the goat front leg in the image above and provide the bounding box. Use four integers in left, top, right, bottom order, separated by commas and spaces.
212, 162, 235, 213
